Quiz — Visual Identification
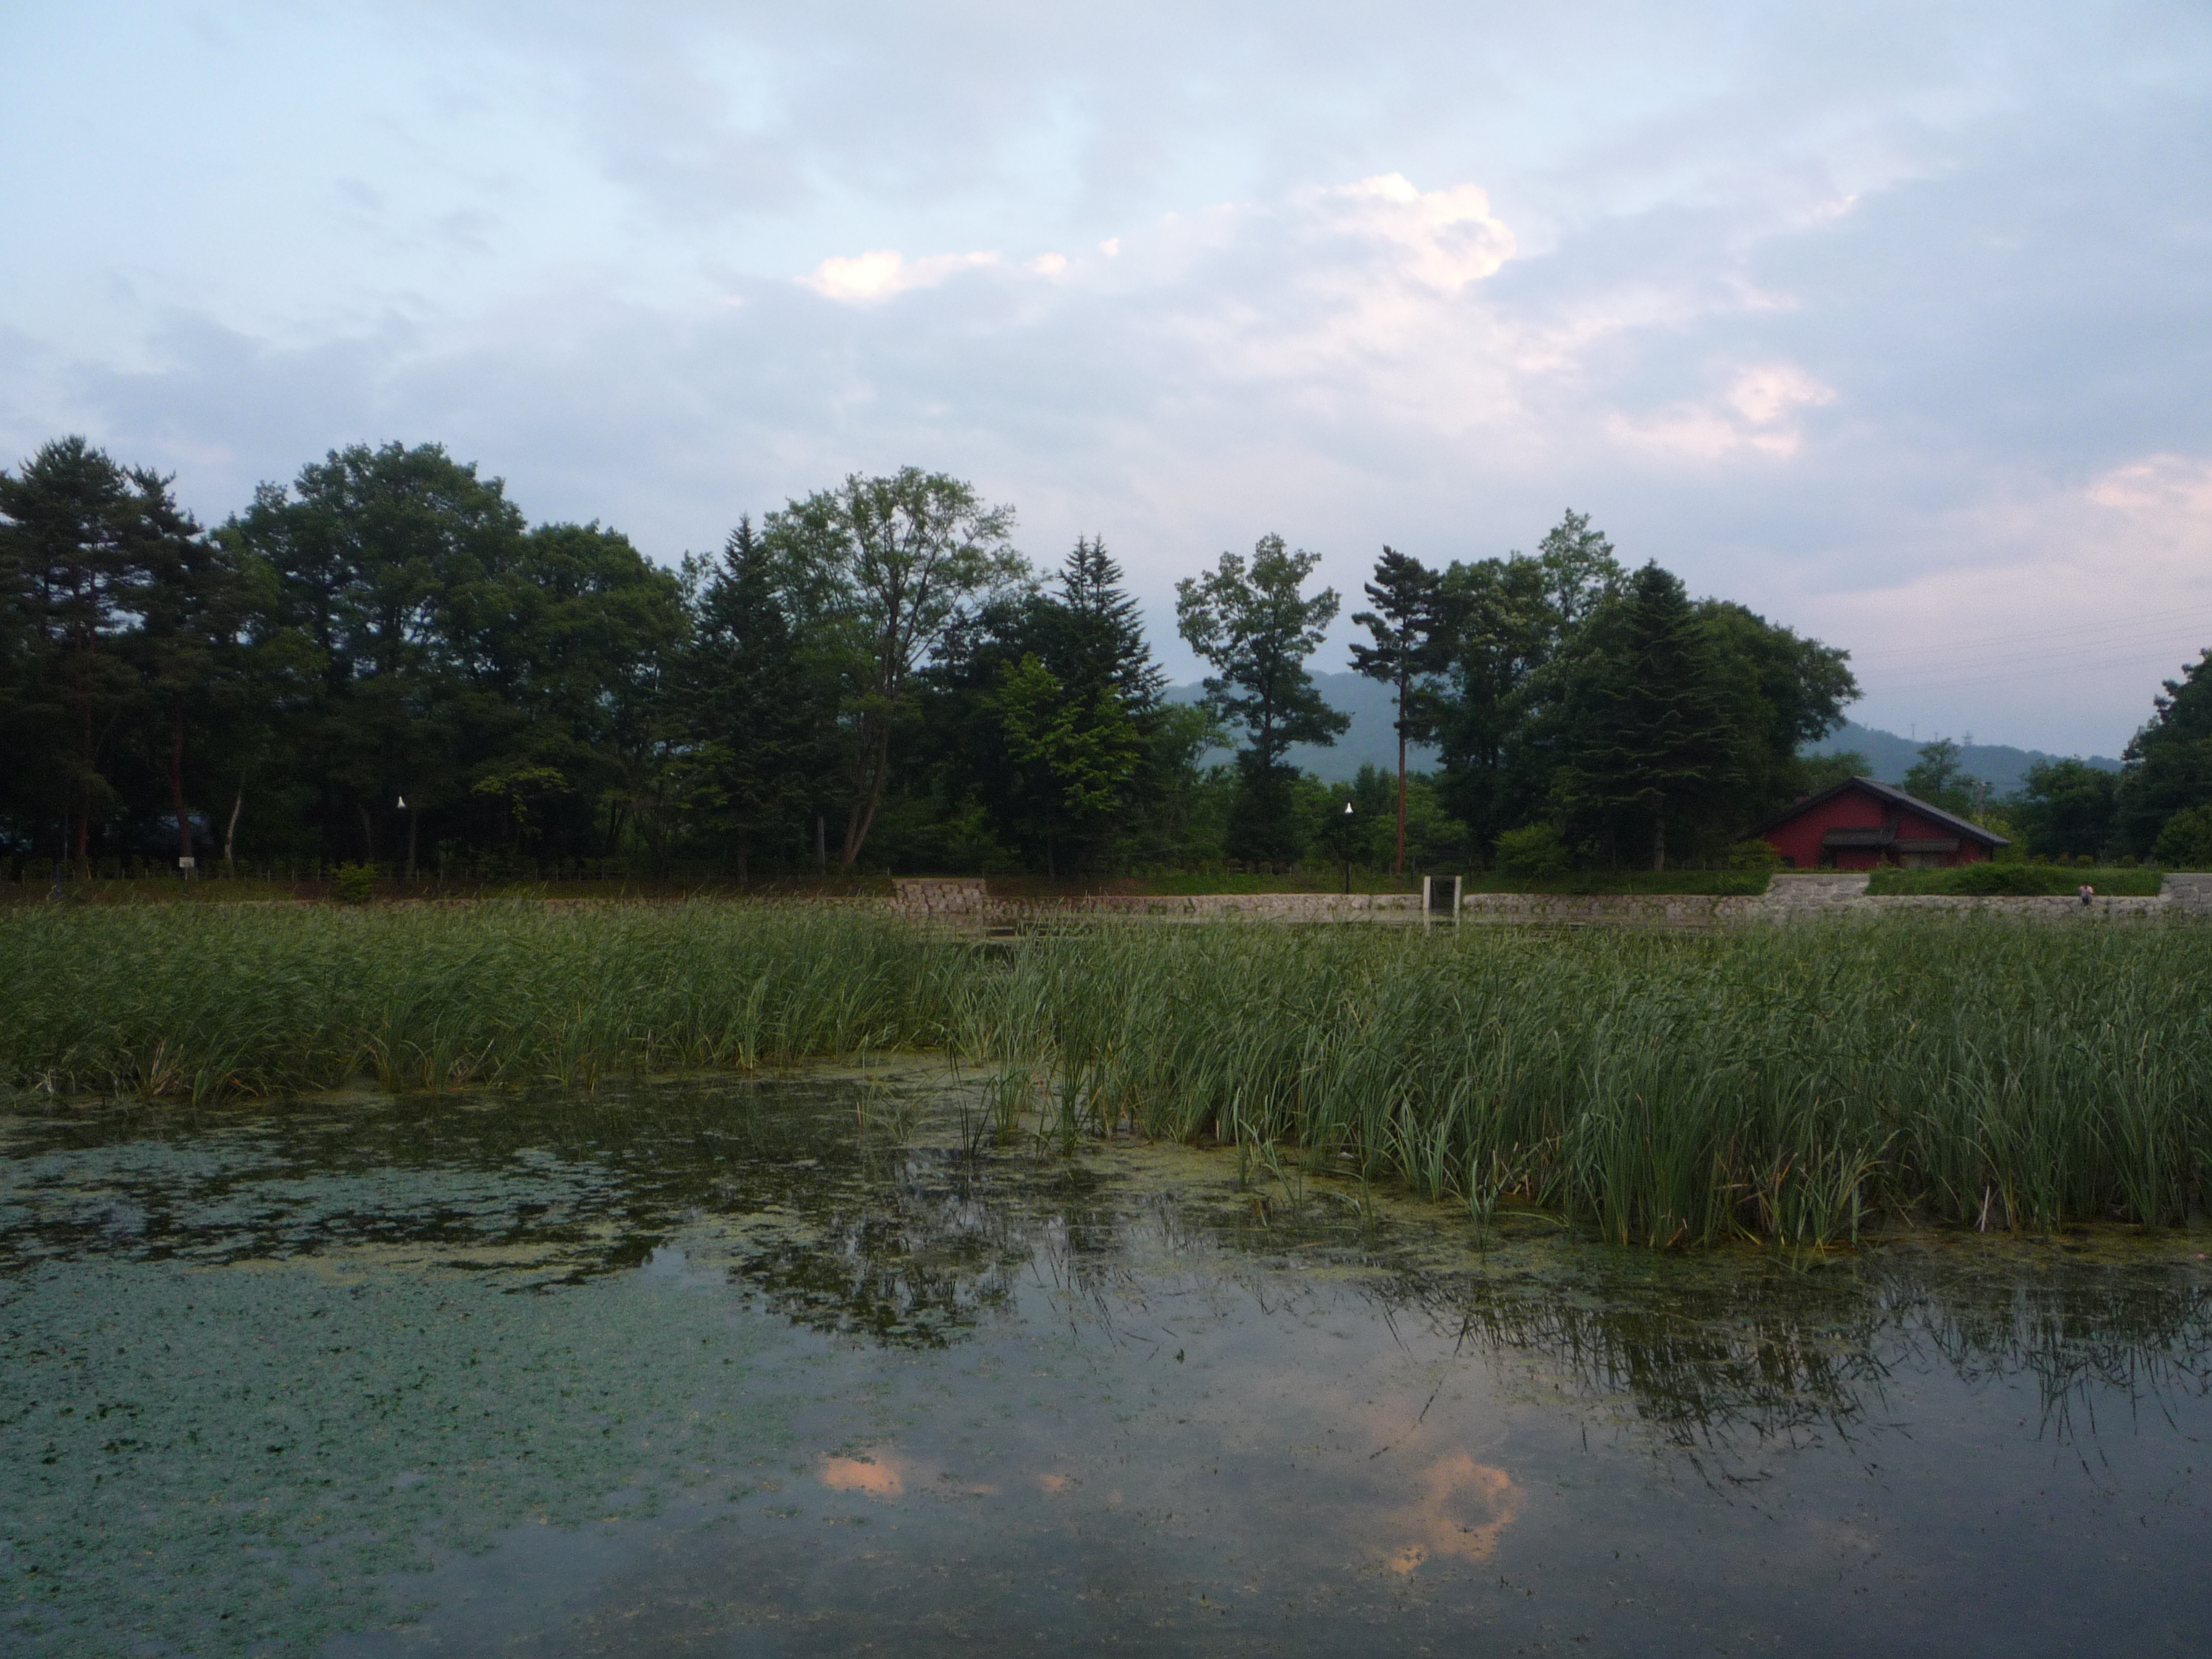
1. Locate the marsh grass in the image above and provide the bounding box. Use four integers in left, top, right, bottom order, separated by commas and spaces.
4, 900, 2208, 1244
0, 900, 959, 1101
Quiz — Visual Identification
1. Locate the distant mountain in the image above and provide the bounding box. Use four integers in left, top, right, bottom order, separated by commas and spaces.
1165, 681, 2119, 797
1805, 721, 2121, 798
1165, 672, 1435, 782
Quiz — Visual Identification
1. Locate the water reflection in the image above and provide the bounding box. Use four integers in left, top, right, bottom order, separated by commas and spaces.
2, 1071, 2208, 1658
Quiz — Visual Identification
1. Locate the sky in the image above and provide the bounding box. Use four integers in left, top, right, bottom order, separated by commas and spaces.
3, 1, 2209, 757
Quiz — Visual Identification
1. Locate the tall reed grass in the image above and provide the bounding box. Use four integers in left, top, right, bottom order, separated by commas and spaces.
0, 901, 958, 1100
4, 901, 2207, 1244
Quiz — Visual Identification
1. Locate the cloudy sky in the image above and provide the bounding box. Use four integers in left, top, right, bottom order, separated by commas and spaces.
5, 1, 2209, 755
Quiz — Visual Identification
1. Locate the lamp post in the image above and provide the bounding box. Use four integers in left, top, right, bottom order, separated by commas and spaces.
1341, 799, 1354, 894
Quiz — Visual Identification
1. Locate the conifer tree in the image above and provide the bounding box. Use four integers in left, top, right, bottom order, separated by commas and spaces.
1349, 546, 1443, 874
1551, 561, 1742, 869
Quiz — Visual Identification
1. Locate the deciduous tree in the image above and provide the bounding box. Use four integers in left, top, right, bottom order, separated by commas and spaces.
763, 468, 1027, 870
2116, 648, 2212, 856
1174, 535, 1347, 864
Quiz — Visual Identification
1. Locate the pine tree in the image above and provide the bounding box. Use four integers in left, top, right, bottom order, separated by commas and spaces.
688, 516, 826, 882
1551, 562, 1742, 870
1349, 546, 1442, 874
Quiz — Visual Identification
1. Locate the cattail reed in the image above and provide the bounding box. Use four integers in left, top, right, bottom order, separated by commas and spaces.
5, 902, 2206, 1244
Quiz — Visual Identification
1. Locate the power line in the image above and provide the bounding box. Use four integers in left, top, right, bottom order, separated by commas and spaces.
1845, 602, 2212, 666
1873, 652, 2204, 694
1862, 635, 2212, 687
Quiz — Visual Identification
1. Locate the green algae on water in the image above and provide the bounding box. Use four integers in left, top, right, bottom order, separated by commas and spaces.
1, 1253, 799, 1656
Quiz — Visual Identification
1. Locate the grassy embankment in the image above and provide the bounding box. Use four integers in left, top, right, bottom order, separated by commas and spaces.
3, 902, 2207, 1247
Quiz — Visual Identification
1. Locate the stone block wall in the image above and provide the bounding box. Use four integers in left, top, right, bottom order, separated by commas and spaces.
882, 871, 2207, 930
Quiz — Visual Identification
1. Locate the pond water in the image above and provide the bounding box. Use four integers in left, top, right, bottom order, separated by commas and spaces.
4, 1068, 2208, 1657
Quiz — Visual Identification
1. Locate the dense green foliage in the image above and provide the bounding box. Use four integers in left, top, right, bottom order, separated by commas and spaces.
6, 904, 2208, 1245
7, 432, 2204, 879
1421, 514, 1861, 870
1460, 870, 1771, 894
1173, 535, 1350, 863
1945, 656, 2212, 865
2154, 805, 2212, 869
2117, 648, 2212, 853
1865, 864, 2164, 896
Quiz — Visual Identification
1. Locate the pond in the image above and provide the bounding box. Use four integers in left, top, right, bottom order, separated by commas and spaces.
4, 1068, 2207, 1657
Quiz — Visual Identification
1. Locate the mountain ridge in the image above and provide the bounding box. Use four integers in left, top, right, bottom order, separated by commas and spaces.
1165, 677, 2121, 794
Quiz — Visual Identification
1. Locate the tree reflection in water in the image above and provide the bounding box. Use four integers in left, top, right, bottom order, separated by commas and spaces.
5, 1068, 2206, 1458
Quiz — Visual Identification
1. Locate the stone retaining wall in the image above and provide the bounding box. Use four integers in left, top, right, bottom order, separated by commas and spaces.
889, 879, 1421, 923
1459, 873, 2180, 928
1458, 892, 1757, 928
888, 872, 2207, 929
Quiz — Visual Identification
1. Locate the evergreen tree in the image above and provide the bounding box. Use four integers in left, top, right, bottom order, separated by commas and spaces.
134, 484, 256, 871
1550, 562, 1743, 870
916, 537, 1161, 877
1349, 546, 1443, 874
235, 442, 531, 866
685, 517, 828, 882
0, 438, 201, 869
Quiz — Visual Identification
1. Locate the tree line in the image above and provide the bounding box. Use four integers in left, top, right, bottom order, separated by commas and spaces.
1877, 691, 2212, 870
4, 434, 2200, 881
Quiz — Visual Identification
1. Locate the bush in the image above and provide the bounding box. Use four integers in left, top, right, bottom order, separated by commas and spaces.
1724, 837, 1783, 871
2152, 805, 2212, 871
1955, 863, 2072, 895
1463, 870, 1770, 895
1495, 823, 1570, 877
333, 863, 378, 905
1865, 863, 2163, 896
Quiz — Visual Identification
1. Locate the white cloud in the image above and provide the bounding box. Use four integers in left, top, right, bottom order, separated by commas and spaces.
1787, 452, 2212, 751
2086, 451, 2212, 523
9, 2, 2210, 757
1315, 173, 1517, 293
1607, 364, 1837, 460
800, 248, 999, 301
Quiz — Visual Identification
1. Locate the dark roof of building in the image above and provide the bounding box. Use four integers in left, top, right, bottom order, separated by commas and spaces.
1748, 776, 2009, 846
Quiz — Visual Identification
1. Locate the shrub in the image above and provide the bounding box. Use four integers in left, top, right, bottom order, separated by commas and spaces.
333, 863, 378, 905
2152, 805, 2212, 871
1495, 823, 1570, 877
1865, 863, 2163, 896
1724, 837, 1783, 871
1463, 870, 1769, 895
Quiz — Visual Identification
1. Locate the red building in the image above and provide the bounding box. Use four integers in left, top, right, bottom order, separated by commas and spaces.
1748, 777, 2008, 870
